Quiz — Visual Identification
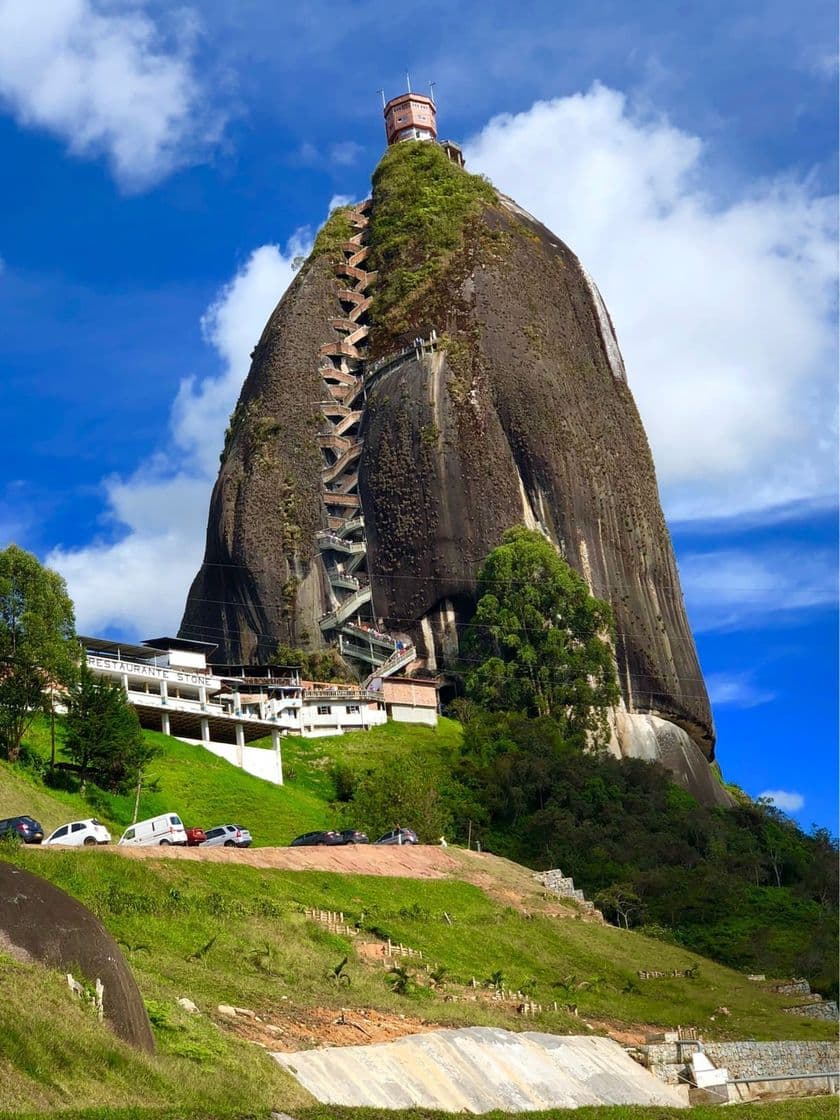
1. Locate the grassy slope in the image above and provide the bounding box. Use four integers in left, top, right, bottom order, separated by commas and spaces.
1, 718, 835, 1116
3, 717, 334, 842
0, 954, 311, 1117
2, 1101, 836, 1120
4, 848, 832, 1045
2, 715, 463, 843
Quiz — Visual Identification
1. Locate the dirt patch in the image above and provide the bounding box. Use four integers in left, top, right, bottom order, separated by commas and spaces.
583, 1017, 664, 1046
216, 1003, 439, 1051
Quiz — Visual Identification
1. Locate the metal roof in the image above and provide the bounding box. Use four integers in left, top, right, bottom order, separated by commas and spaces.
143, 636, 218, 654
80, 635, 161, 662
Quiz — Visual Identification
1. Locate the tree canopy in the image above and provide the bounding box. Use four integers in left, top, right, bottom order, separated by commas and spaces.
63, 664, 157, 793
461, 527, 619, 742
0, 544, 78, 761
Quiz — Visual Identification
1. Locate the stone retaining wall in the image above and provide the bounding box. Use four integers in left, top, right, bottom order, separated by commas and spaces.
637, 1040, 839, 1085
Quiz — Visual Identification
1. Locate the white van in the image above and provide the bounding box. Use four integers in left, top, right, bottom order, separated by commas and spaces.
117, 813, 188, 847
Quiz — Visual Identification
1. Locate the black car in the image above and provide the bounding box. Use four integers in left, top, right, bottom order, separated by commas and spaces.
290, 830, 346, 847
0, 815, 44, 844
339, 829, 369, 844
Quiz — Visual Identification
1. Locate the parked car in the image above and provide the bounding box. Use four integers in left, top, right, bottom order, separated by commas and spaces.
203, 824, 252, 848
374, 828, 418, 845
290, 830, 345, 847
185, 827, 207, 846
339, 829, 369, 844
0, 815, 44, 844
43, 818, 110, 846
117, 813, 188, 847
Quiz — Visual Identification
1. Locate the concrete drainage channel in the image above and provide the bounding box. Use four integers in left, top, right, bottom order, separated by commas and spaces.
272, 1027, 688, 1111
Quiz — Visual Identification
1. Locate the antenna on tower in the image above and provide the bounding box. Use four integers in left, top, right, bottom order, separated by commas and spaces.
429, 81, 436, 104
405, 71, 411, 93
377, 88, 386, 109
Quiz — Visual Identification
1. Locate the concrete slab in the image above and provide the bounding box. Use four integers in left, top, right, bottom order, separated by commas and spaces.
272, 1027, 688, 1112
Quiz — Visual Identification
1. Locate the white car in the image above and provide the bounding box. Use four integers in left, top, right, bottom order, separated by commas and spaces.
43, 818, 111, 846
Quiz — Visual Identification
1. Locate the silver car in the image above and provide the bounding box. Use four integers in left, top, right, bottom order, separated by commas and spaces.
203, 824, 252, 848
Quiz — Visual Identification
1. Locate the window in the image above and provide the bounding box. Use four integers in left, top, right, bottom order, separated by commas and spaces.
53, 826, 68, 838
317, 705, 332, 715
346, 704, 360, 714
123, 828, 135, 841
71, 822, 84, 832
206, 828, 222, 839
170, 815, 182, 826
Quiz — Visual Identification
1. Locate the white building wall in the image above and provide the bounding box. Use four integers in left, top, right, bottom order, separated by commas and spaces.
387, 703, 438, 727
180, 738, 283, 785
299, 700, 387, 738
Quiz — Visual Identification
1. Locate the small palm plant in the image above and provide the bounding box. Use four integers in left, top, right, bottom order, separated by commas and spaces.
485, 969, 505, 991
328, 956, 351, 987
388, 964, 414, 995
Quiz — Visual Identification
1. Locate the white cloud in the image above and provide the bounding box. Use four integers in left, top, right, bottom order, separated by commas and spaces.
47, 236, 307, 636
329, 140, 363, 166
758, 789, 805, 813
679, 546, 838, 632
465, 84, 838, 521
706, 672, 775, 709
0, 0, 222, 189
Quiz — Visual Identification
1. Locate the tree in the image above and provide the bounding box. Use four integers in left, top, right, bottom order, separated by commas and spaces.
63, 665, 157, 793
461, 527, 619, 742
0, 545, 78, 761
596, 882, 643, 929
344, 754, 453, 842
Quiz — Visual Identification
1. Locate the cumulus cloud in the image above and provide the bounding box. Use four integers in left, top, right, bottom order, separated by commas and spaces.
679, 545, 837, 632
758, 789, 805, 813
47, 236, 306, 635
706, 672, 775, 709
465, 85, 838, 521
0, 0, 222, 189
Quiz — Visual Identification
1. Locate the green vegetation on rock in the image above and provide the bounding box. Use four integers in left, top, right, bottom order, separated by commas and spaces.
312, 205, 353, 259
368, 141, 496, 349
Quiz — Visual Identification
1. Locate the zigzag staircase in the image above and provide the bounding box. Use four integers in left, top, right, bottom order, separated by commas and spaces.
313, 201, 414, 681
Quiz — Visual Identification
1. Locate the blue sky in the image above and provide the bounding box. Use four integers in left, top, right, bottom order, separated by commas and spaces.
0, 0, 836, 830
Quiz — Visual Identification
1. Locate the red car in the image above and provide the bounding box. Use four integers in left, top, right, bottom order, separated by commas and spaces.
185, 827, 207, 846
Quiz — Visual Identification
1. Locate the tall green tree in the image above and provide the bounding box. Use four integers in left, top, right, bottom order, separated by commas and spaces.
0, 544, 78, 761
63, 665, 157, 793
462, 527, 619, 742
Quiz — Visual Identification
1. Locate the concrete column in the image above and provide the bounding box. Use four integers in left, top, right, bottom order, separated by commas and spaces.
161, 712, 170, 736
199, 685, 207, 711
160, 681, 168, 706
235, 723, 245, 768
272, 729, 284, 786
121, 673, 129, 695
200, 718, 210, 744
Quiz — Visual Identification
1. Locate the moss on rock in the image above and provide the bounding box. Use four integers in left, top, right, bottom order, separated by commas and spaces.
368, 142, 496, 351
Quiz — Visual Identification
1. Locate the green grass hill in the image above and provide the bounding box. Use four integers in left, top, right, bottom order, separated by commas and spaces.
0, 716, 836, 1117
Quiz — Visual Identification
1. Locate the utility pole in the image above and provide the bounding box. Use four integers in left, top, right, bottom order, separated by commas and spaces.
132, 771, 142, 824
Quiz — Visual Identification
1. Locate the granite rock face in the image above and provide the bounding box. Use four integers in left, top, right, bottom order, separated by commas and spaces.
0, 863, 155, 1051
181, 153, 724, 803
180, 258, 335, 662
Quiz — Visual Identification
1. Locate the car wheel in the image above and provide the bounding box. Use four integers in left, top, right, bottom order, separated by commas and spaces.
83, 836, 96, 846
159, 839, 171, 846
224, 839, 235, 847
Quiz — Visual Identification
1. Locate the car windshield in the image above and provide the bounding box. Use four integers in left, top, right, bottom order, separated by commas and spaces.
170, 815, 182, 826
